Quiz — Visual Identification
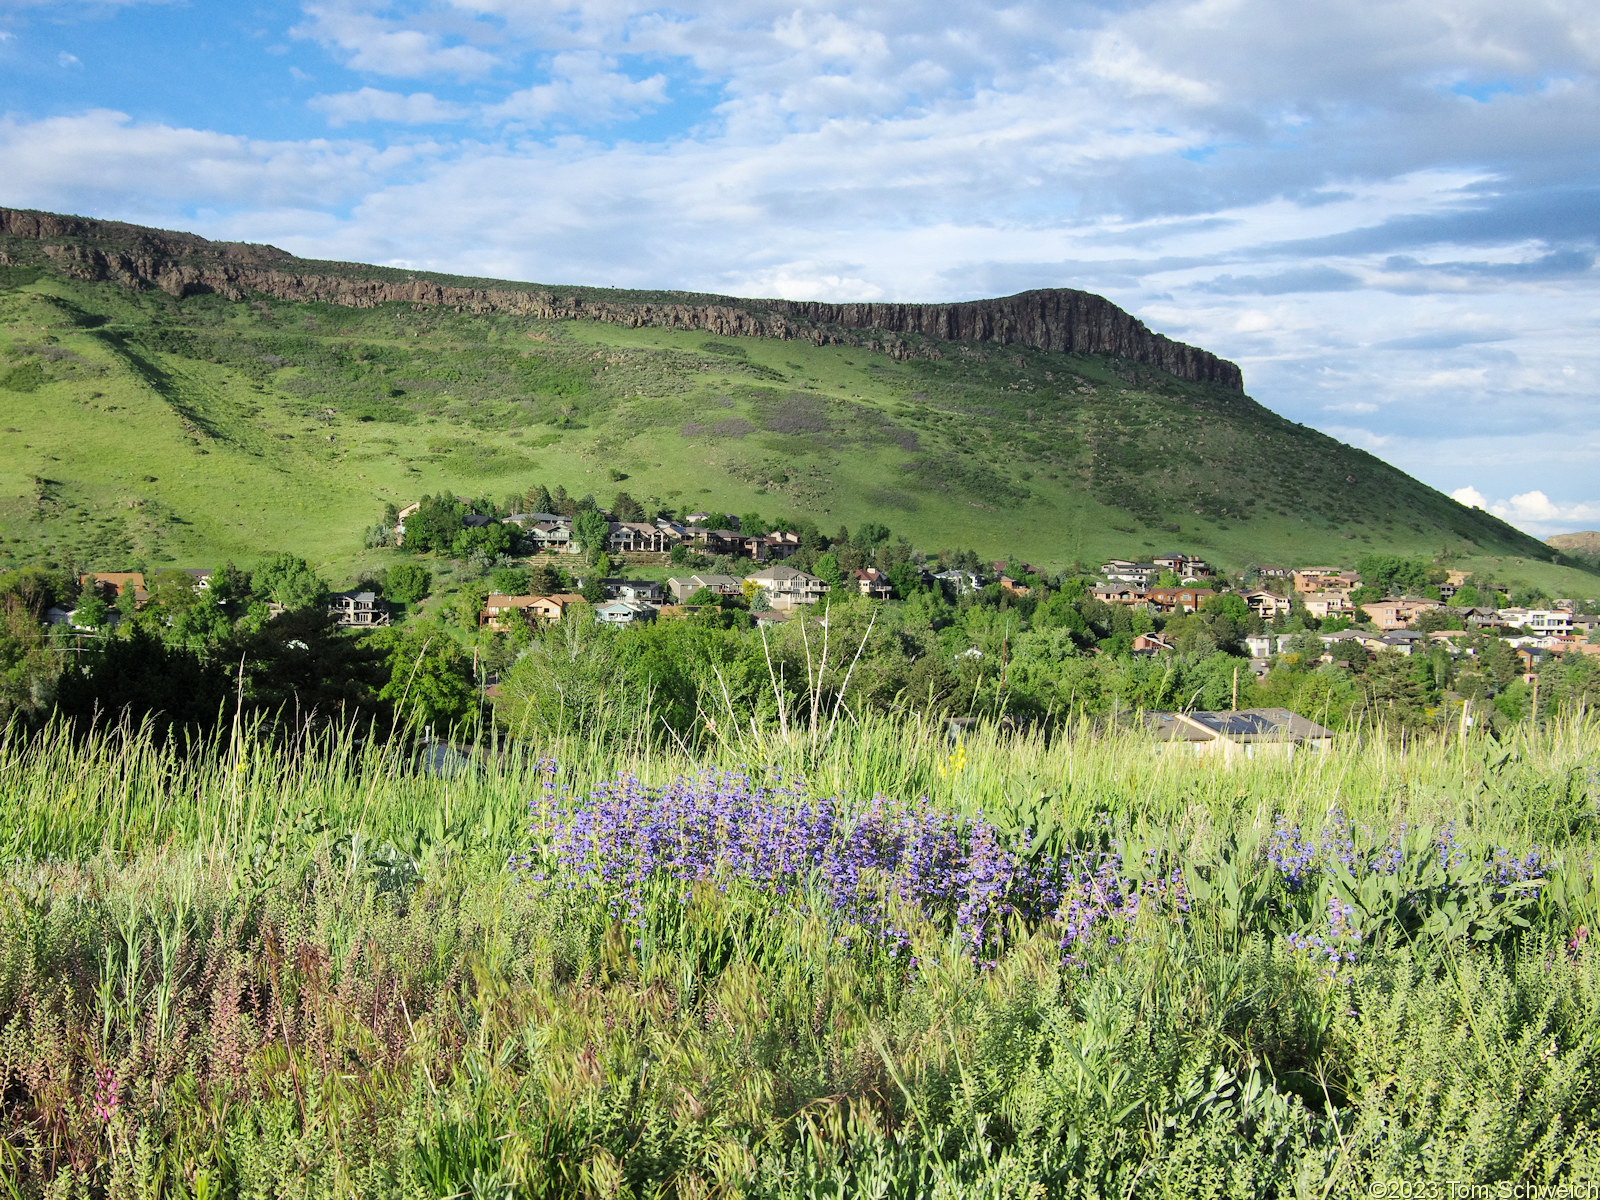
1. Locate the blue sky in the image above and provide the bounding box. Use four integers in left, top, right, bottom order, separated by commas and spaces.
2, 0, 1597, 536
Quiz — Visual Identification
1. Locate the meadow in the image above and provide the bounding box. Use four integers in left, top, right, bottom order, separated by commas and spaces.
1, 711, 1597, 1197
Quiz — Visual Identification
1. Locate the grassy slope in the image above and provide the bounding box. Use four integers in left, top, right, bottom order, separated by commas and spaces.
2, 263, 1595, 597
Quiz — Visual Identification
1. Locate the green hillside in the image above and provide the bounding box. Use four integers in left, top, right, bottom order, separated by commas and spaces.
0, 237, 1588, 593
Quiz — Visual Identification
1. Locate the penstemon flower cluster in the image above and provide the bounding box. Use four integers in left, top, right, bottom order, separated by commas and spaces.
513, 765, 1182, 964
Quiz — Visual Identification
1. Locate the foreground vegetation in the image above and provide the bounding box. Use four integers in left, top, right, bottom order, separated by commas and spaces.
1, 713, 1597, 1197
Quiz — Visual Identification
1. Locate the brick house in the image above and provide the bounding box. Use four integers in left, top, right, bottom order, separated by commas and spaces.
1146, 586, 1213, 614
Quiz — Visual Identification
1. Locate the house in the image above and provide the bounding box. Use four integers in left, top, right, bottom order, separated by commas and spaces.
1245, 633, 1302, 658
1256, 565, 1291, 579
1091, 584, 1148, 606
745, 565, 830, 610
763, 530, 802, 559
480, 593, 544, 632
854, 568, 894, 599
684, 511, 712, 525
594, 599, 657, 625
1302, 590, 1355, 620
1101, 560, 1160, 586
1241, 589, 1291, 620
461, 513, 494, 529
606, 522, 678, 555
1152, 553, 1212, 579
935, 569, 984, 594
80, 572, 147, 606
1498, 608, 1573, 636
1131, 633, 1173, 655
526, 593, 588, 623
526, 520, 576, 553
1293, 567, 1358, 594
668, 574, 743, 603
1146, 586, 1213, 614
328, 590, 390, 627
612, 579, 663, 603
1141, 708, 1335, 760
694, 528, 754, 558
393, 501, 421, 545
1379, 630, 1429, 656
180, 568, 214, 590
998, 575, 1031, 596
1361, 597, 1441, 630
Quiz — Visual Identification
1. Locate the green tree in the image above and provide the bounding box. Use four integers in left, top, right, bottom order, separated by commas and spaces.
253, 553, 331, 612
385, 562, 433, 604
573, 508, 610, 560
813, 554, 844, 587
490, 566, 531, 596
371, 622, 476, 732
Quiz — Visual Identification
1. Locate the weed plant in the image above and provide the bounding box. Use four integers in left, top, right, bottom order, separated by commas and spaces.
0, 713, 1597, 1196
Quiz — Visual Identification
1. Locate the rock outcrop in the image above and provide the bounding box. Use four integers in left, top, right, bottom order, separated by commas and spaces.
1, 207, 1243, 389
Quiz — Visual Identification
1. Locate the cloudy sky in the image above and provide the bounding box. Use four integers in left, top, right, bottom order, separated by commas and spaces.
2, 1, 1597, 535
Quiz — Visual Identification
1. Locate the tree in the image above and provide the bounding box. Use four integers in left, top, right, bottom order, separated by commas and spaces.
527, 483, 554, 514
228, 608, 386, 726
612, 491, 646, 520
490, 566, 531, 596
573, 508, 610, 560
739, 511, 768, 536
54, 625, 233, 741
371, 622, 476, 733
686, 587, 717, 607
402, 495, 465, 554
813, 554, 844, 587
385, 562, 433, 604
253, 553, 331, 612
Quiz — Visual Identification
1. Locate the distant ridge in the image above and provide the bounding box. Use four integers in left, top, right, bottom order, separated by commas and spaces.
1548, 531, 1600, 555
0, 206, 1243, 389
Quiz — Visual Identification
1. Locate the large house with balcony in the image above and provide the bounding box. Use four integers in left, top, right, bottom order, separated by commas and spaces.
745, 565, 830, 610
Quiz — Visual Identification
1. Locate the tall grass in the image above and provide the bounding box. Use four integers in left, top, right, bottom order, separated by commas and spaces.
0, 713, 1596, 1197
4, 709, 1594, 867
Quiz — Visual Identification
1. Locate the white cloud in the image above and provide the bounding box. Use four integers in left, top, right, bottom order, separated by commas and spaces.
488, 52, 668, 125
57, 51, 80, 67
293, 2, 499, 79
0, 109, 411, 211
310, 87, 469, 126
1450, 487, 1600, 535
